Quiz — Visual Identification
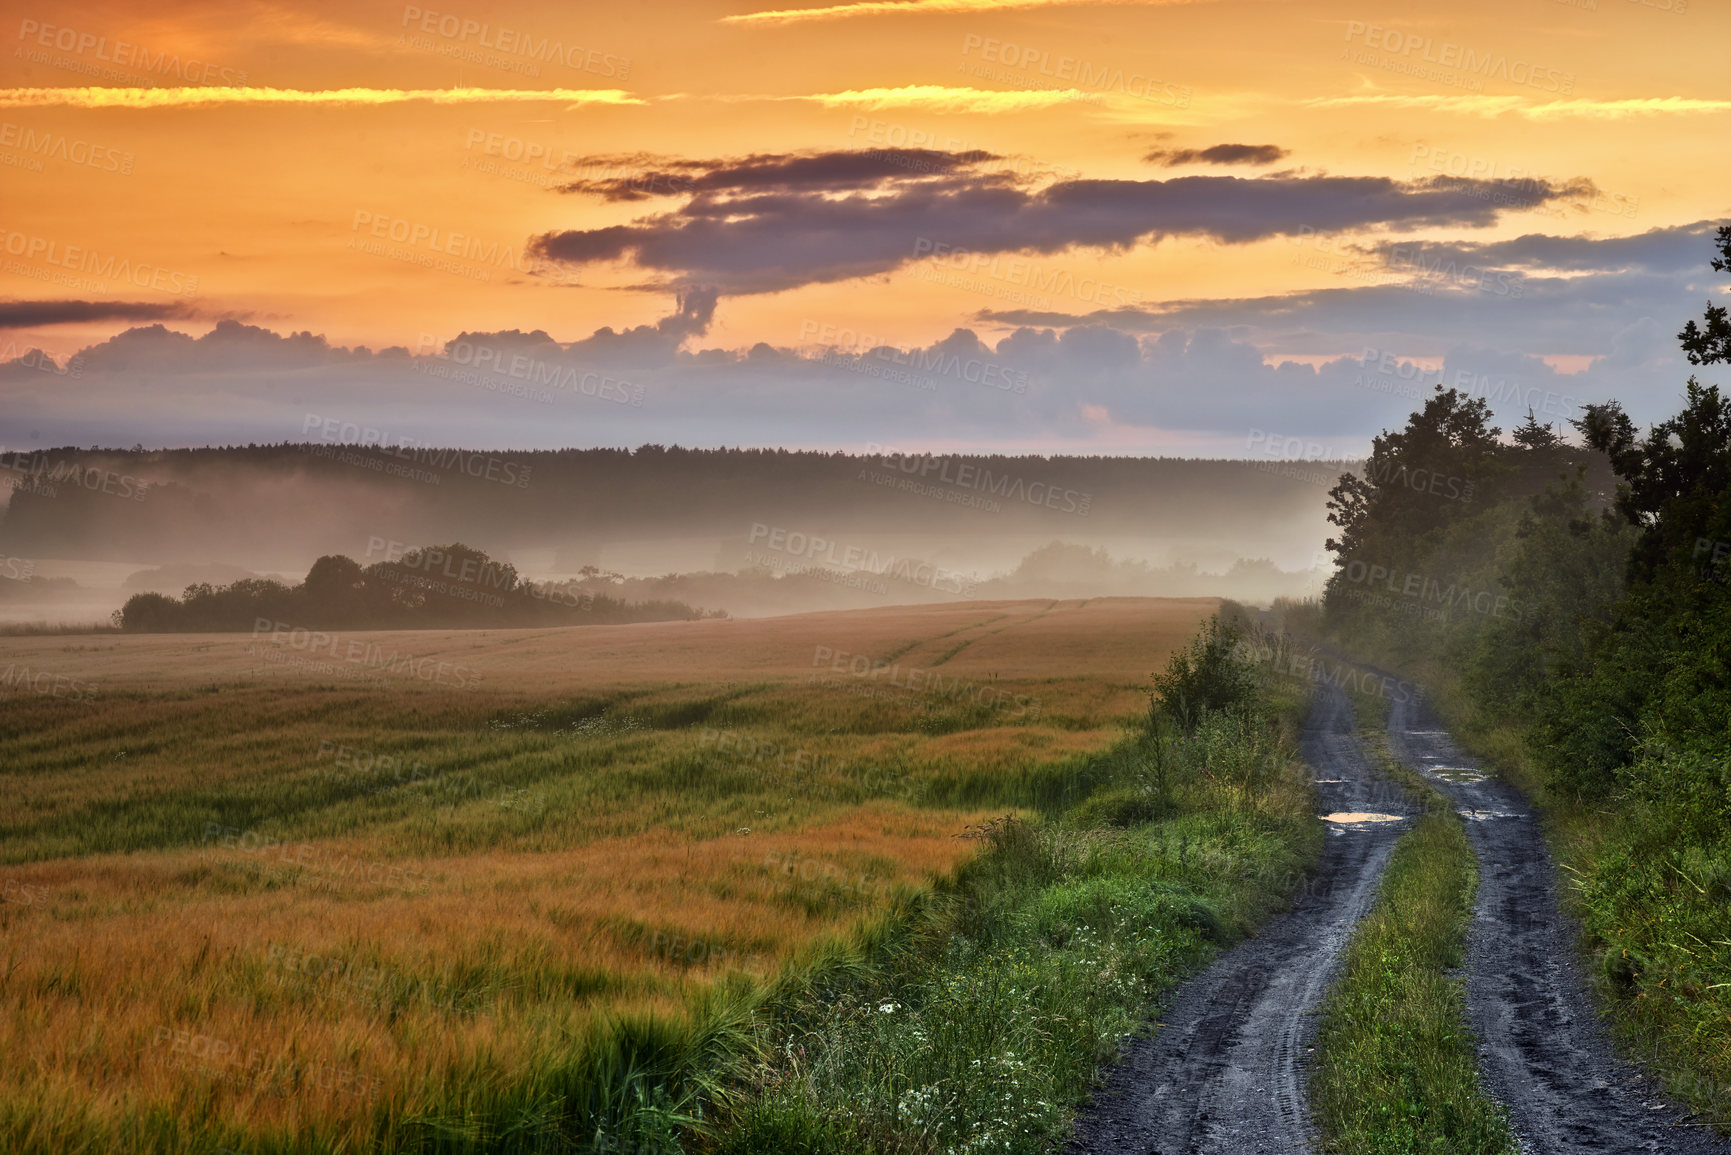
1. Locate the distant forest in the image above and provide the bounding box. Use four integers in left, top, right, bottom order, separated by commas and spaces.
0, 446, 1342, 572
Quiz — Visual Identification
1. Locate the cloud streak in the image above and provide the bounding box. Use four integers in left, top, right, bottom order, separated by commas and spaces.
0, 87, 644, 110
723, 0, 1205, 27
802, 85, 1097, 113
1146, 143, 1289, 166
1305, 94, 1731, 119
0, 299, 196, 329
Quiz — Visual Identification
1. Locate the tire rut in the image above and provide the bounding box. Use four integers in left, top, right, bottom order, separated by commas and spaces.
1065, 684, 1408, 1155
1386, 693, 1731, 1155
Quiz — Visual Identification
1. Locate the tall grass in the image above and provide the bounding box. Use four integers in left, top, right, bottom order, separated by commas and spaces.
709, 637, 1323, 1153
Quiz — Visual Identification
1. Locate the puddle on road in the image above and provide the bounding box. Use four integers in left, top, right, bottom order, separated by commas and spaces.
1424, 765, 1487, 783
1311, 778, 1345, 784
1457, 808, 1525, 820
1321, 812, 1405, 826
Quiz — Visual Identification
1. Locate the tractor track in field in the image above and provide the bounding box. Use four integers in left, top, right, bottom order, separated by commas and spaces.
1065, 683, 1408, 1154
1386, 692, 1731, 1155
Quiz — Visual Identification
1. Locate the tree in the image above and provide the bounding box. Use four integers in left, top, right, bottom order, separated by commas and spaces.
1577, 381, 1731, 581
1325, 385, 1501, 562
1678, 224, 1731, 366
1150, 613, 1257, 729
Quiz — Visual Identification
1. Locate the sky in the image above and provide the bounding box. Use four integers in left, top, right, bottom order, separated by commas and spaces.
1, 0, 1727, 456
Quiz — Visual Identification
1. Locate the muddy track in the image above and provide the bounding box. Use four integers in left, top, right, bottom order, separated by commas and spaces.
1066, 685, 1409, 1154
1387, 693, 1731, 1155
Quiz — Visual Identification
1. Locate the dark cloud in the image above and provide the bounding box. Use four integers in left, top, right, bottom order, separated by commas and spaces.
1145, 144, 1290, 167
1361, 220, 1719, 274
974, 221, 1727, 357
0, 299, 194, 329
531, 169, 1580, 295
559, 148, 1003, 201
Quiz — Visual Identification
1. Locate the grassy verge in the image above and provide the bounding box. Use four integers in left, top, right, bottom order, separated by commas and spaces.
705, 632, 1325, 1154
1308, 692, 1515, 1155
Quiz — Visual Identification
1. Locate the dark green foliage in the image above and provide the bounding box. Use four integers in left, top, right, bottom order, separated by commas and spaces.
1678, 224, 1731, 366
1150, 612, 1259, 727
116, 543, 712, 631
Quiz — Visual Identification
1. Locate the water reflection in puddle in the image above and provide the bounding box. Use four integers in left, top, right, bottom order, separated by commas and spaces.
1321, 812, 1405, 825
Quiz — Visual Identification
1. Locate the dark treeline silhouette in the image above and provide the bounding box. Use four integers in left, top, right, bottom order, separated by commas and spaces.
117, 542, 713, 631
0, 446, 1340, 569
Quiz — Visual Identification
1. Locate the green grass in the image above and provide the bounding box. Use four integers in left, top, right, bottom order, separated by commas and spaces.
1308, 695, 1514, 1155
708, 681, 1325, 1154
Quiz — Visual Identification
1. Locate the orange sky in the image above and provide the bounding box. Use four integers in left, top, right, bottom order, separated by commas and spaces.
0, 0, 1726, 454
3, 0, 1723, 356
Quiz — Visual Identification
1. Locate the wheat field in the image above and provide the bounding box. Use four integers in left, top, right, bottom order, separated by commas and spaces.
0, 597, 1213, 1148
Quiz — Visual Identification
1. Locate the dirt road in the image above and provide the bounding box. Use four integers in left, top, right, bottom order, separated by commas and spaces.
1066, 684, 1408, 1154
1066, 681, 1731, 1154
1387, 693, 1730, 1155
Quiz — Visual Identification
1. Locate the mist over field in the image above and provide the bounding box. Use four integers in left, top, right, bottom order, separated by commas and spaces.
0, 446, 1344, 625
